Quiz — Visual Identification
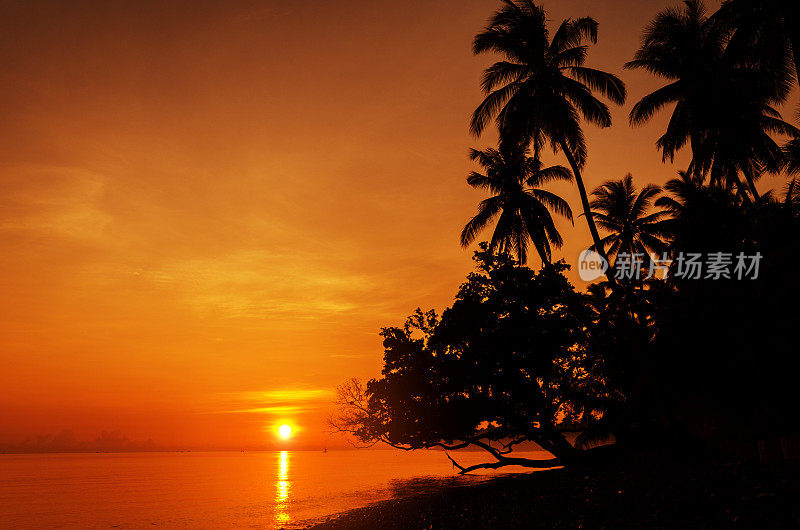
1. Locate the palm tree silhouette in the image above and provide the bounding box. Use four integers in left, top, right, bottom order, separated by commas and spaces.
626, 0, 797, 200
589, 174, 670, 268
460, 145, 573, 266
717, 0, 800, 94
785, 139, 800, 175
469, 0, 626, 281
655, 169, 748, 261
654, 170, 706, 218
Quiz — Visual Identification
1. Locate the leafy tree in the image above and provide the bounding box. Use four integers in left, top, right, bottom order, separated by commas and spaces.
331, 247, 610, 472
469, 0, 626, 283
460, 144, 573, 265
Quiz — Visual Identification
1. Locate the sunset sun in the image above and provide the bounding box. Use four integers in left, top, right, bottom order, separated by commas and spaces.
278, 425, 292, 440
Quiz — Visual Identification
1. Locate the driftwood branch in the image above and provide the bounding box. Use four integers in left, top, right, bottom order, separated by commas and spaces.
445, 446, 560, 475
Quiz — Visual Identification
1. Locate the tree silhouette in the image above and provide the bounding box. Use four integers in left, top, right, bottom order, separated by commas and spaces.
589, 174, 670, 268
784, 139, 800, 175
652, 184, 800, 443
654, 171, 706, 217
626, 0, 798, 200
655, 170, 749, 260
335, 0, 800, 472
716, 0, 800, 94
331, 248, 609, 472
469, 0, 626, 282
460, 145, 573, 265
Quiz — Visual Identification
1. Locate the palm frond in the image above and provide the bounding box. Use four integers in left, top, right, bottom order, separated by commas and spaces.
566, 66, 626, 105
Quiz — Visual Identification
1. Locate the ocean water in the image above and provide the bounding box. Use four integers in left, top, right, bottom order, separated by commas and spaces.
0, 449, 549, 528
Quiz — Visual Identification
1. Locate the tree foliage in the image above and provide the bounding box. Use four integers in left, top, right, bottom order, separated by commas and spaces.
332, 246, 613, 472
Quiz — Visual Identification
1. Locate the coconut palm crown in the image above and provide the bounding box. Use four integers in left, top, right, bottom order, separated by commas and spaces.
589, 174, 670, 267
469, 0, 626, 281
461, 145, 573, 265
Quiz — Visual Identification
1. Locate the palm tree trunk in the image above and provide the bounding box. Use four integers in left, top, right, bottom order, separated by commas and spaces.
733, 171, 754, 204
558, 139, 617, 286
741, 165, 760, 201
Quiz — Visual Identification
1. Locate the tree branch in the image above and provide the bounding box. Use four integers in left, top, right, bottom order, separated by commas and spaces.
445, 440, 560, 475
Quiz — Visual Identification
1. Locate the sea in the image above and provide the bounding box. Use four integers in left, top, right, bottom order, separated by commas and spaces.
0, 449, 550, 528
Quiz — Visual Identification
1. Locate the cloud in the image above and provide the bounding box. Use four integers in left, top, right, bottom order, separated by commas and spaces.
131, 250, 387, 320
214, 387, 333, 416
223, 406, 303, 414
242, 389, 332, 402
0, 164, 112, 245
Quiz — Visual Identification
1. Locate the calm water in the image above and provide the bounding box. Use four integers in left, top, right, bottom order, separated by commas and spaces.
0, 449, 548, 528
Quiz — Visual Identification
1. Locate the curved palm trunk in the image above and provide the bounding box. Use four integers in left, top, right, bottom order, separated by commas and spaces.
559, 140, 617, 286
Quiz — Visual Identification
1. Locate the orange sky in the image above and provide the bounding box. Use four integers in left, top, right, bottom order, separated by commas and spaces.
4, 0, 781, 451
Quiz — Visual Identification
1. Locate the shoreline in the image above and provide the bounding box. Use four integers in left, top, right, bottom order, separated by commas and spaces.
308, 459, 800, 529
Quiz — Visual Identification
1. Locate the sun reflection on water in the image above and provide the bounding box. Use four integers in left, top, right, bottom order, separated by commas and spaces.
275, 451, 290, 525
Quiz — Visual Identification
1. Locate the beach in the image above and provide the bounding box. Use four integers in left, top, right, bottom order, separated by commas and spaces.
312, 457, 800, 529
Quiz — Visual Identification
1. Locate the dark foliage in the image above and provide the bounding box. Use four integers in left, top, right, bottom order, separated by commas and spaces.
626, 0, 799, 200
332, 246, 613, 472
652, 184, 800, 441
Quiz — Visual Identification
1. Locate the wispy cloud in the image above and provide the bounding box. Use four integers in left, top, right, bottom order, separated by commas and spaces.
134, 250, 385, 320
240, 389, 332, 402
214, 387, 333, 416
222, 405, 304, 415
0, 164, 112, 244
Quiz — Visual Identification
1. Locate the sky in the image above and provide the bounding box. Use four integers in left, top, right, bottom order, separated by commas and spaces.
2, 0, 778, 451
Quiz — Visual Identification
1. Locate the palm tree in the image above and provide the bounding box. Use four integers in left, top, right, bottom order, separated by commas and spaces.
469, 0, 626, 283
589, 174, 670, 268
626, 0, 798, 200
460, 145, 573, 265
716, 0, 800, 94
655, 169, 748, 261
654, 170, 706, 218
785, 139, 800, 175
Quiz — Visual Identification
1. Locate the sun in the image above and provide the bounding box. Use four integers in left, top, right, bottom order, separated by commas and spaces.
278, 424, 292, 440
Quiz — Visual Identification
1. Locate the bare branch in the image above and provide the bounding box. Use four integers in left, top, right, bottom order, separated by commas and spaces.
446, 440, 560, 475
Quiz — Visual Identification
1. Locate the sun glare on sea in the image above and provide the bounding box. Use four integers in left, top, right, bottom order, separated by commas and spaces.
278, 424, 292, 439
